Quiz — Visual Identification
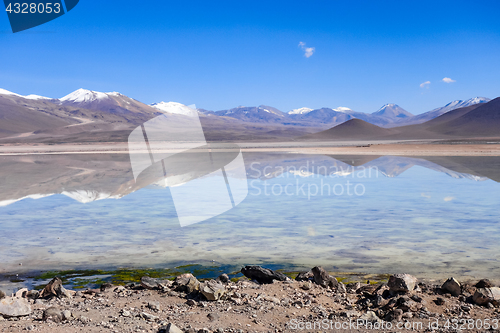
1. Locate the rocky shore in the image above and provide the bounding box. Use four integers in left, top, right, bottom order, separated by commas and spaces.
0, 266, 499, 332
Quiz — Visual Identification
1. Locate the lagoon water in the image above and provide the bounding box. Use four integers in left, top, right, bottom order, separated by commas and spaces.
0, 153, 499, 286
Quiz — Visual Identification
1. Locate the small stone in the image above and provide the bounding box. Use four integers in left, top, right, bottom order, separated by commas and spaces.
121, 310, 131, 317
411, 295, 423, 303
207, 312, 220, 321
301, 281, 312, 290
346, 282, 361, 293
359, 311, 380, 323
216, 274, 230, 283
148, 301, 160, 312
240, 266, 288, 284
0, 297, 32, 317
442, 277, 461, 297
158, 323, 184, 333
435, 297, 445, 305
311, 266, 338, 289
26, 290, 39, 299
62, 310, 72, 321
473, 287, 500, 306
186, 299, 196, 306
100, 283, 114, 292
0, 291, 5, 299
385, 308, 403, 322
14, 288, 28, 298
200, 280, 225, 301
337, 282, 347, 294
42, 307, 62, 322
174, 274, 200, 293
140, 312, 158, 321
295, 271, 313, 281
141, 276, 161, 290
39, 277, 72, 299
475, 279, 493, 289
461, 305, 471, 312
388, 274, 418, 293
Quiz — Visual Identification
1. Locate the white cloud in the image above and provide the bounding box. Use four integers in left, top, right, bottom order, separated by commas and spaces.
444, 196, 455, 202
420, 81, 431, 88
298, 41, 315, 58
442, 77, 456, 83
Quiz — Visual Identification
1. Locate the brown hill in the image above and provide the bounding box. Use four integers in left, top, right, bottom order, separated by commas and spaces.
300, 118, 396, 141
426, 97, 500, 136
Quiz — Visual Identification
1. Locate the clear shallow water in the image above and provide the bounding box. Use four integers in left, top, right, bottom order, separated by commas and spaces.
0, 153, 499, 287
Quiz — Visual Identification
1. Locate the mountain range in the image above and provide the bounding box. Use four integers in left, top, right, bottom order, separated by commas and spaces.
0, 88, 496, 142
302, 97, 500, 141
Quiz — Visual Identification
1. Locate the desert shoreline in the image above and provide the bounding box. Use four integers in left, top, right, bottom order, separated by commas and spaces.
0, 141, 500, 156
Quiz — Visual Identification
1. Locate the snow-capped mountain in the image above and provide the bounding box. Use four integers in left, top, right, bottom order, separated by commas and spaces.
60, 88, 121, 104
150, 101, 198, 116
388, 97, 491, 127
206, 105, 287, 124
289, 107, 313, 115
58, 88, 160, 120
427, 97, 490, 115
0, 88, 51, 100
372, 104, 413, 119
0, 88, 21, 97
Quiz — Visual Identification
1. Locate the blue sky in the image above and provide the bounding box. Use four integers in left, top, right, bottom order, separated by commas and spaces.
1, 0, 499, 114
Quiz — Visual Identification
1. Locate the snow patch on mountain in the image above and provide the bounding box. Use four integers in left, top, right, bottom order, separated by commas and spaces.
24, 94, 51, 100
332, 107, 352, 113
0, 88, 22, 97
289, 107, 313, 115
60, 89, 110, 103
429, 97, 491, 114
150, 101, 198, 117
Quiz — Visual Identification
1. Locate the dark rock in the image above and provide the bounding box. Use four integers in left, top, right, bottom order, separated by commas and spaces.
100, 283, 114, 292
42, 307, 63, 322
295, 271, 313, 281
473, 287, 500, 306
411, 295, 423, 303
174, 274, 200, 293
388, 274, 417, 293
240, 266, 288, 284
442, 277, 461, 297
475, 279, 492, 289
141, 276, 161, 290
311, 266, 338, 289
0, 291, 5, 300
216, 274, 230, 284
39, 278, 72, 299
434, 297, 445, 305
372, 283, 389, 296
26, 290, 39, 299
385, 308, 403, 322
